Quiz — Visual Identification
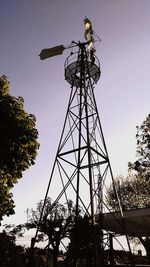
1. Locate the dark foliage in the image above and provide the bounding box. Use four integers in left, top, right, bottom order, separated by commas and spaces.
128, 114, 150, 179
0, 229, 26, 267
0, 75, 39, 221
26, 198, 77, 267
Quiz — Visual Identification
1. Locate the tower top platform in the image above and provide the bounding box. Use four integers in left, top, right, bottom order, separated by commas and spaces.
64, 42, 101, 88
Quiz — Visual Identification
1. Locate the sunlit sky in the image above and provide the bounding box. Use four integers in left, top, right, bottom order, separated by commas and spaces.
0, 0, 150, 232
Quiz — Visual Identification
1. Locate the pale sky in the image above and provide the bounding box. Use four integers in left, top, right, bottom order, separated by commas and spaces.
0, 0, 150, 238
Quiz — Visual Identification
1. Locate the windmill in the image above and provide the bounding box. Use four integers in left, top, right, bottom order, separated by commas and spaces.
29, 18, 134, 267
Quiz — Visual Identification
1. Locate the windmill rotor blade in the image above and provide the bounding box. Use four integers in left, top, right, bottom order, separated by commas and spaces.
39, 45, 65, 60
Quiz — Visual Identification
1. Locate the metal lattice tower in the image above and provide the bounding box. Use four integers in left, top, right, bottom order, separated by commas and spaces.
42, 43, 109, 219
29, 19, 134, 267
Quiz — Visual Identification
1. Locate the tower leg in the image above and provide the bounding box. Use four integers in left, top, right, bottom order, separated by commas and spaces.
109, 233, 114, 267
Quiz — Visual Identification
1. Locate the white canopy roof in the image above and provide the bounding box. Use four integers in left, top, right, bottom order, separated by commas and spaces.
95, 207, 150, 236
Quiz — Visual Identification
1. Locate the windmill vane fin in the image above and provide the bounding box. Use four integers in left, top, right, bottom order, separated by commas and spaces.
39, 45, 65, 60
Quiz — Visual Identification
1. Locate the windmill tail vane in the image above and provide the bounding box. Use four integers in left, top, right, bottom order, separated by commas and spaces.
39, 45, 65, 60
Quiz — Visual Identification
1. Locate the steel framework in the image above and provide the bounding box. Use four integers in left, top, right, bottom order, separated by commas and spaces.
30, 42, 134, 267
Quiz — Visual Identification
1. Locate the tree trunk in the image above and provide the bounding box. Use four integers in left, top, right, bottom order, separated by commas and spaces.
53, 246, 59, 267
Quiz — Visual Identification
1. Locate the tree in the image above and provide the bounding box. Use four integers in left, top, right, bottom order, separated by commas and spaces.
107, 114, 150, 258
107, 174, 150, 211
26, 198, 77, 267
128, 114, 150, 178
0, 225, 26, 267
27, 199, 100, 267
0, 75, 39, 221
0, 224, 49, 267
0, 229, 17, 266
